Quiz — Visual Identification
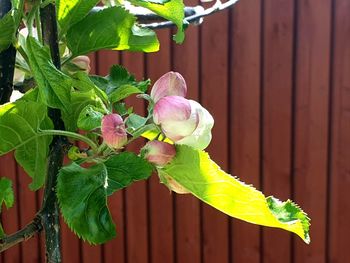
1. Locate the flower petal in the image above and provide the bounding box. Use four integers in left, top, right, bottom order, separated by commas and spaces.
150, 72, 187, 102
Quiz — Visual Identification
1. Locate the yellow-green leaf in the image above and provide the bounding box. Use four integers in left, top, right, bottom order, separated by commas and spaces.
162, 145, 311, 243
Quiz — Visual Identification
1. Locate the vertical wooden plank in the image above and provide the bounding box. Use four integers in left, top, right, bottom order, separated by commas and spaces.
146, 29, 174, 263
81, 52, 103, 263
200, 9, 230, 263
0, 154, 21, 263
328, 0, 350, 262
17, 166, 41, 263
122, 51, 150, 263
262, 0, 294, 262
96, 50, 126, 263
230, 0, 262, 262
293, 0, 331, 262
172, 6, 201, 261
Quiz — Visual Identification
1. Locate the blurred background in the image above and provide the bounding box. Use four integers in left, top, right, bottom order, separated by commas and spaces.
1, 0, 350, 262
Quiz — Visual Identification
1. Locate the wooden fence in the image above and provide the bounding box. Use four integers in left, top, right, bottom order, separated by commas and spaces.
1, 0, 350, 262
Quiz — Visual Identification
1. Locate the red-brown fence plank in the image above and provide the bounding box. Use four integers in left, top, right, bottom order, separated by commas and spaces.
230, 0, 262, 262
328, 0, 350, 262
293, 0, 331, 262
121, 50, 150, 263
262, 0, 295, 262
146, 29, 175, 263
17, 166, 41, 263
200, 9, 230, 263
172, 12, 201, 262
0, 154, 21, 263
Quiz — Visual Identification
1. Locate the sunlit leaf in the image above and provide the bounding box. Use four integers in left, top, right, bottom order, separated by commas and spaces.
0, 101, 53, 190
129, 0, 185, 43
66, 7, 159, 56
161, 145, 311, 243
57, 0, 100, 34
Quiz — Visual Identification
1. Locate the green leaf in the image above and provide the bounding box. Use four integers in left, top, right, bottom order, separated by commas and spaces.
125, 113, 147, 132
105, 152, 154, 195
57, 0, 100, 34
66, 7, 159, 56
91, 65, 150, 103
162, 145, 311, 243
114, 102, 133, 116
0, 177, 14, 238
77, 105, 104, 131
62, 89, 105, 132
26, 37, 72, 112
57, 152, 153, 243
129, 0, 185, 43
57, 162, 116, 244
0, 177, 14, 213
0, 101, 53, 190
0, 12, 15, 52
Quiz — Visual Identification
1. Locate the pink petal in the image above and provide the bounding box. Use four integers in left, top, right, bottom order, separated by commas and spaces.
101, 114, 127, 149
150, 72, 187, 102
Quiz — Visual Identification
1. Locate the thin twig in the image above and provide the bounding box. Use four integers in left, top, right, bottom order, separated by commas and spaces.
0, 216, 42, 253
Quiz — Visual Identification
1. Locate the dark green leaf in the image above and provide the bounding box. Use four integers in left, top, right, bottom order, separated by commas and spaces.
0, 12, 15, 52
0, 177, 14, 212
129, 0, 185, 43
57, 0, 100, 34
91, 65, 150, 103
114, 102, 133, 116
26, 37, 72, 112
57, 162, 116, 244
0, 177, 14, 238
105, 152, 154, 195
77, 105, 104, 131
0, 101, 53, 190
66, 7, 159, 56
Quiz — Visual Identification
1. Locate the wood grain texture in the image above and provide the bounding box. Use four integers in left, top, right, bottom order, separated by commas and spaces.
293, 0, 331, 262
328, 0, 350, 262
200, 9, 230, 263
230, 0, 262, 262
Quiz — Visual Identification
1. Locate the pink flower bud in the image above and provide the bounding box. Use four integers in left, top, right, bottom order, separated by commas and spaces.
71, 56, 91, 73
142, 141, 176, 166
153, 96, 198, 142
101, 114, 127, 149
150, 72, 187, 103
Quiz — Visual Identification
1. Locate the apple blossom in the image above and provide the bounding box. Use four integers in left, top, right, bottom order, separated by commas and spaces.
150, 72, 187, 103
153, 96, 198, 142
153, 96, 214, 150
142, 141, 176, 167
101, 114, 127, 149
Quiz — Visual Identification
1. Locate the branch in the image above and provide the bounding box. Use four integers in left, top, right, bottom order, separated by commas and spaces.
40, 2, 66, 262
0, 216, 42, 253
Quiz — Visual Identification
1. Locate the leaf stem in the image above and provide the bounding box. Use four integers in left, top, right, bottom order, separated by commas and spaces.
40, 130, 99, 152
